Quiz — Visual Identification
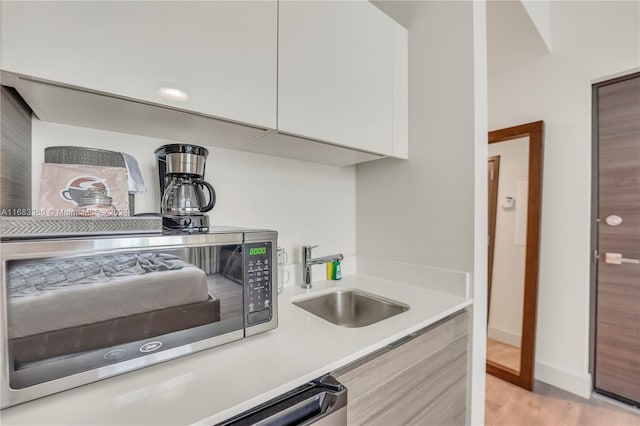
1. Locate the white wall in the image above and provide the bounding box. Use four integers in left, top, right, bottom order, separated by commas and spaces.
30, 119, 357, 285
471, 3, 488, 424
488, 0, 640, 397
358, 1, 487, 424
488, 137, 528, 348
357, 1, 475, 272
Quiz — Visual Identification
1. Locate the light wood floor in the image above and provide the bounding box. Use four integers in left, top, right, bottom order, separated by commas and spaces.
487, 338, 521, 372
486, 374, 640, 426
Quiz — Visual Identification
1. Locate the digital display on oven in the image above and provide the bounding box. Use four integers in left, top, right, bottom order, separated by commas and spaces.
249, 246, 267, 256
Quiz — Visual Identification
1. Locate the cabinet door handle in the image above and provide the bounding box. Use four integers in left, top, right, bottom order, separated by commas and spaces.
386, 332, 417, 349
605, 252, 640, 265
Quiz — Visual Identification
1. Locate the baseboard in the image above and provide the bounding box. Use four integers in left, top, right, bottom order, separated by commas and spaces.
487, 326, 521, 348
535, 361, 592, 399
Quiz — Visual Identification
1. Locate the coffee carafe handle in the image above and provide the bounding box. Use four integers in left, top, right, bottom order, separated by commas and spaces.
197, 180, 216, 213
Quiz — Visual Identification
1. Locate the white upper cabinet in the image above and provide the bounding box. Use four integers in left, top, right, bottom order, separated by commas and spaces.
0, 1, 277, 129
392, 22, 409, 159
1, 1, 407, 165
278, 1, 406, 157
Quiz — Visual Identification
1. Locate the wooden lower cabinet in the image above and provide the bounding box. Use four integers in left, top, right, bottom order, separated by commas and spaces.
334, 311, 469, 426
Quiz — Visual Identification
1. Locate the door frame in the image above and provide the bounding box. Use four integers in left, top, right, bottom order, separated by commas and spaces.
589, 70, 640, 392
487, 155, 501, 319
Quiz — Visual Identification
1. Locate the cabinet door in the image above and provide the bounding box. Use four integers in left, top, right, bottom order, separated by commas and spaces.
278, 1, 394, 155
335, 311, 469, 425
0, 1, 277, 129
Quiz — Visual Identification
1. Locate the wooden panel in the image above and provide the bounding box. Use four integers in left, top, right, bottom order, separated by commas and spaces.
335, 314, 458, 398
0, 86, 31, 212
412, 375, 467, 426
348, 341, 466, 426
335, 311, 468, 425
453, 309, 471, 339
595, 74, 640, 405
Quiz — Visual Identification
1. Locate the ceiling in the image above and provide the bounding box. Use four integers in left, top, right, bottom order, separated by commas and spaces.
487, 0, 551, 75
371, 1, 414, 29
372, 0, 552, 76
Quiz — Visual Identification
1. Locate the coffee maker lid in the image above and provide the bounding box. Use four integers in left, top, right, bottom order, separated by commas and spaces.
154, 144, 209, 157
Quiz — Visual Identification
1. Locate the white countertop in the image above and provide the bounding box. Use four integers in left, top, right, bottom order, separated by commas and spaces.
1, 274, 471, 426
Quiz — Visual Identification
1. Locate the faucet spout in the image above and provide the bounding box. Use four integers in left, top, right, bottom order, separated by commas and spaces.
302, 245, 343, 288
307, 253, 344, 266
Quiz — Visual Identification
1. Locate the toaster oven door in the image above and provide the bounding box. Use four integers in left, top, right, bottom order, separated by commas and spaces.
0, 233, 248, 406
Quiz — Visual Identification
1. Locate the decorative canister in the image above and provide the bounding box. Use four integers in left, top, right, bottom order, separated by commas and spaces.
76, 187, 116, 217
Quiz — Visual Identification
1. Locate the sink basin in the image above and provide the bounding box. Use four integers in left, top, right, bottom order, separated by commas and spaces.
293, 289, 410, 327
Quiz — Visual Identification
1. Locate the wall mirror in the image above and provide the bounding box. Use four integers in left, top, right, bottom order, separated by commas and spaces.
487, 121, 543, 390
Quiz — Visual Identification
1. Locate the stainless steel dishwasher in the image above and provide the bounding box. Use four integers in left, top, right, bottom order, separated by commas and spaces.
217, 375, 347, 426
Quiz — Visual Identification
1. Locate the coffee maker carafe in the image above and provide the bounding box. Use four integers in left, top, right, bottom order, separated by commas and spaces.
154, 144, 216, 232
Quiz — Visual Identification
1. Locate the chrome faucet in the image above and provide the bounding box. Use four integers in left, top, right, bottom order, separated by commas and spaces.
302, 245, 344, 288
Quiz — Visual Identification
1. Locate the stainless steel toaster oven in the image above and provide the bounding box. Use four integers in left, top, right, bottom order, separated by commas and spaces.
0, 227, 277, 408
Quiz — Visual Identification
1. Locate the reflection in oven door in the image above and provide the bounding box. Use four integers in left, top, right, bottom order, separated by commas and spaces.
6, 245, 244, 388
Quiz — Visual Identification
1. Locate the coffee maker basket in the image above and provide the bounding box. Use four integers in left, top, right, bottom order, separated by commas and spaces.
44, 146, 135, 214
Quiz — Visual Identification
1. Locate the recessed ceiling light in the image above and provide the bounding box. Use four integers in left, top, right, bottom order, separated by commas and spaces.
157, 87, 189, 102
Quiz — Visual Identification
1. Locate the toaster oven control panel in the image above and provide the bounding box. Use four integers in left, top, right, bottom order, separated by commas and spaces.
244, 242, 273, 325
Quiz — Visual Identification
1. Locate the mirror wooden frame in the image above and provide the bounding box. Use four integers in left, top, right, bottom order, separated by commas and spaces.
486, 120, 543, 391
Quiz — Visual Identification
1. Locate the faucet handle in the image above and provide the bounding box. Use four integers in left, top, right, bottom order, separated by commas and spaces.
303, 245, 319, 257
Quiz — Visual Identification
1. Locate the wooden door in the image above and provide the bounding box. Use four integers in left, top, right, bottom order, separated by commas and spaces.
488, 156, 501, 315
594, 73, 640, 406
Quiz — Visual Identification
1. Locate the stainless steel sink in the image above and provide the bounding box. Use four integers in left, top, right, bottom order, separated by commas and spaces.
293, 289, 410, 327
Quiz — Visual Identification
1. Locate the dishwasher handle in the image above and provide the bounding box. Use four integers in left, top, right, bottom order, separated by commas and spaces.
217, 375, 347, 426
256, 389, 346, 426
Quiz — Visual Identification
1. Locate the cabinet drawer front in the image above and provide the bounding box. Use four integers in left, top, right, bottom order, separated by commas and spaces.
336, 311, 468, 399
348, 337, 467, 426
334, 311, 468, 426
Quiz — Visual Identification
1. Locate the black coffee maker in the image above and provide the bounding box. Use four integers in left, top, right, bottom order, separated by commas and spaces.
154, 144, 216, 232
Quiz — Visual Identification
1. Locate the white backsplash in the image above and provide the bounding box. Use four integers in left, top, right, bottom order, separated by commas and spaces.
30, 119, 356, 281
356, 256, 469, 298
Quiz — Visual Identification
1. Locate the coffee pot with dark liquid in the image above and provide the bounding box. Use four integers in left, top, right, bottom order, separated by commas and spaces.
154, 144, 216, 232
